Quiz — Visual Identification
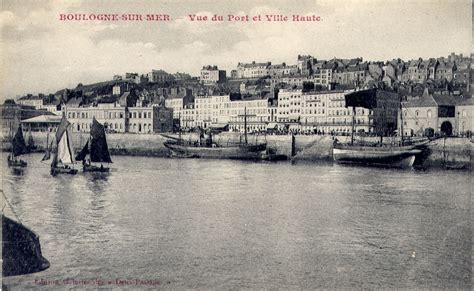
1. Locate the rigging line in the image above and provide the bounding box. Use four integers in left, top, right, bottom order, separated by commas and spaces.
0, 189, 23, 225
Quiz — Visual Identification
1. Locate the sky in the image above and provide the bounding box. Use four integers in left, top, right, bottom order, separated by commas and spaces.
0, 0, 472, 100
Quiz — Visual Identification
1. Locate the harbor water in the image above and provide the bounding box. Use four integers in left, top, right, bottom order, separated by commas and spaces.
2, 153, 472, 289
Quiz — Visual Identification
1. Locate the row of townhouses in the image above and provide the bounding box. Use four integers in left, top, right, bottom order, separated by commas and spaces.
10, 88, 474, 138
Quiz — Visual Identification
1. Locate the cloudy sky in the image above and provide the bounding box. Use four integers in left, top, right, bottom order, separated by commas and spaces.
0, 0, 471, 100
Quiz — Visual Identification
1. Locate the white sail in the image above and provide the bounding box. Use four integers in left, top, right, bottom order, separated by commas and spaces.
57, 129, 74, 164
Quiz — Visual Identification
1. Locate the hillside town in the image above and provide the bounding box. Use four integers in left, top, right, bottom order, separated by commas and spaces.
2, 53, 472, 138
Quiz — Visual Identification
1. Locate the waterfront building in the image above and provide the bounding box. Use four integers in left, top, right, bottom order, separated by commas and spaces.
153, 106, 173, 133
277, 88, 398, 134
65, 101, 127, 133
200, 65, 226, 84
277, 89, 302, 125
399, 90, 457, 136
210, 95, 231, 126
128, 106, 154, 133
194, 95, 212, 128
21, 115, 62, 132
228, 96, 272, 132
455, 98, 474, 135
181, 103, 195, 129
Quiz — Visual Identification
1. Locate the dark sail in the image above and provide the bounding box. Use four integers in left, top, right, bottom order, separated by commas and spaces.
75, 141, 89, 161
90, 118, 112, 163
12, 125, 28, 157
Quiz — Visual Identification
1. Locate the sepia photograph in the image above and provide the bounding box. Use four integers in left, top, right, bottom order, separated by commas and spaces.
1, 0, 472, 289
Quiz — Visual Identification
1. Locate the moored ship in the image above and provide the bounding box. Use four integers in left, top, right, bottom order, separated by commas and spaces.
164, 139, 267, 160
333, 144, 421, 168
333, 89, 424, 168
164, 107, 267, 160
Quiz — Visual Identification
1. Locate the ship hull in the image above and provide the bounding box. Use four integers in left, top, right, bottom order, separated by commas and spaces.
83, 164, 110, 172
50, 166, 78, 176
164, 142, 267, 160
333, 146, 421, 168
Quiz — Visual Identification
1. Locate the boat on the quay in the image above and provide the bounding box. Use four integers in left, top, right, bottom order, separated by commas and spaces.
7, 124, 28, 168
75, 117, 112, 172
333, 89, 424, 168
164, 108, 267, 160
48, 115, 78, 176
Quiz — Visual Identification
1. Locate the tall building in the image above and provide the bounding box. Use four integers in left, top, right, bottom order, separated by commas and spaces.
200, 65, 226, 84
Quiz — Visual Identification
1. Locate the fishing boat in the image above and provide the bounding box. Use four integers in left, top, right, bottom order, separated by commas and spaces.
75, 117, 112, 172
163, 107, 267, 160
333, 89, 422, 168
49, 116, 78, 176
7, 124, 28, 168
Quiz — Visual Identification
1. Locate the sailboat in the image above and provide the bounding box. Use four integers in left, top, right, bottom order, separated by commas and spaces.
49, 115, 78, 176
333, 89, 423, 168
163, 107, 267, 160
75, 117, 112, 172
7, 124, 28, 168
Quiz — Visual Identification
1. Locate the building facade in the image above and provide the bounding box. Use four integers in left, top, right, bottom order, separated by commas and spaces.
200, 65, 226, 84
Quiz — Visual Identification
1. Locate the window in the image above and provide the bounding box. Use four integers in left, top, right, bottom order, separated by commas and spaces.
427, 110, 432, 118
462, 110, 467, 117
415, 110, 419, 117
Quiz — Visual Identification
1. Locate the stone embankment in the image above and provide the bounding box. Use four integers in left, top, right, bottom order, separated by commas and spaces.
4, 132, 473, 169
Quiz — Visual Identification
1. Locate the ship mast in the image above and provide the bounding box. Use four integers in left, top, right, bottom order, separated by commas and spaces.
399, 95, 404, 146
351, 106, 356, 145
244, 106, 248, 145
178, 111, 182, 144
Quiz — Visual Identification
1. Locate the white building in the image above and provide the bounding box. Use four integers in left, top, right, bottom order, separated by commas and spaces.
165, 97, 184, 119
200, 65, 226, 84
456, 98, 474, 135
128, 106, 154, 133
195, 95, 212, 128
65, 101, 127, 133
236, 61, 271, 79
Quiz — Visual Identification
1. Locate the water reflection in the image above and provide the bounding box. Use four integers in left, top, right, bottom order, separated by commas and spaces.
1, 154, 471, 289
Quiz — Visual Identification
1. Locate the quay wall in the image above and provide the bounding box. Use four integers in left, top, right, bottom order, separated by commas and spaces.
4, 132, 473, 169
